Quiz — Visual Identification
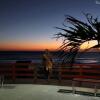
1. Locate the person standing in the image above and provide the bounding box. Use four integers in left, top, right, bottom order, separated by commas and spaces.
42, 49, 53, 75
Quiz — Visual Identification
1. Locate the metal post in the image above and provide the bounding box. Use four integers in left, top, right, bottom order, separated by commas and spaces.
1, 75, 4, 87
94, 84, 97, 97
72, 80, 76, 94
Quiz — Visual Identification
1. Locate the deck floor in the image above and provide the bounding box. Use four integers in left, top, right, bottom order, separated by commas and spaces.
0, 84, 100, 100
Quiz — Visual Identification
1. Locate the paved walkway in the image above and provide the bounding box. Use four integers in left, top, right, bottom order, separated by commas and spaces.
0, 84, 100, 100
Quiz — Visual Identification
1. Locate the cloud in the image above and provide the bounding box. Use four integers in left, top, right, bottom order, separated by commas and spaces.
96, 0, 100, 4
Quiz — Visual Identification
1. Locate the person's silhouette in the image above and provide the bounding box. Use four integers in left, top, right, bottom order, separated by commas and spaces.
42, 49, 53, 76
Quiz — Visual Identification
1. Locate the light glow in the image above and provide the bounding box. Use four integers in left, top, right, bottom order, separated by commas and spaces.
80, 40, 98, 51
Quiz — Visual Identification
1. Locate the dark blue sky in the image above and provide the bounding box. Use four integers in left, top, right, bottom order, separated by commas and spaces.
0, 0, 100, 50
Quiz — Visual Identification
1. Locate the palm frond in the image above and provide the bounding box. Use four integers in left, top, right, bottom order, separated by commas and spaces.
54, 13, 100, 68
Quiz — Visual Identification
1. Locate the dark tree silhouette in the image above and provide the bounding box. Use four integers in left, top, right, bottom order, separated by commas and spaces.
55, 13, 100, 67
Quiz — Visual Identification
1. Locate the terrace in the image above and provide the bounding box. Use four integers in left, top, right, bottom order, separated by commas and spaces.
0, 62, 100, 98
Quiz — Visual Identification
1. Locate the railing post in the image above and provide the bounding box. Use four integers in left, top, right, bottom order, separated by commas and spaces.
79, 65, 83, 78
12, 63, 16, 82
47, 72, 50, 82
33, 65, 37, 83
47, 70, 52, 82
59, 66, 62, 83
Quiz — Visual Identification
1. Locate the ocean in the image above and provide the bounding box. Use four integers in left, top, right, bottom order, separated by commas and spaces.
0, 51, 100, 64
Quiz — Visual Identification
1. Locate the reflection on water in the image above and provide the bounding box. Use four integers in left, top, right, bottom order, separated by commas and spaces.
0, 51, 100, 64
0, 58, 100, 64
75, 58, 99, 64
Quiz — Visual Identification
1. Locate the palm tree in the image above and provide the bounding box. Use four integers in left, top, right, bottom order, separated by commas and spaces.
55, 13, 100, 67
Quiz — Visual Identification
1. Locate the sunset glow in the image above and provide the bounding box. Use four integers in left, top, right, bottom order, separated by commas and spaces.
80, 40, 98, 51
0, 40, 62, 51
0, 40, 99, 51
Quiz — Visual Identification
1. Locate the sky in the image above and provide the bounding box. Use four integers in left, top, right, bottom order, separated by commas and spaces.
0, 0, 100, 51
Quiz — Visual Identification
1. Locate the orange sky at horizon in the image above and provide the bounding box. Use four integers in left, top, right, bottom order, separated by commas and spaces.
0, 40, 99, 51
0, 40, 62, 51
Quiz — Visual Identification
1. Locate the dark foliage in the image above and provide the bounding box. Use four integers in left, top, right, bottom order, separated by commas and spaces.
55, 13, 100, 67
